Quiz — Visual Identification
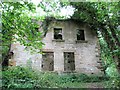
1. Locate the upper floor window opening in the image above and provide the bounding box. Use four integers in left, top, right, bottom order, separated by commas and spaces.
77, 29, 85, 40
54, 28, 62, 40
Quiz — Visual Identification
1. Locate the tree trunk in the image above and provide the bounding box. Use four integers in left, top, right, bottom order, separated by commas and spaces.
2, 44, 11, 68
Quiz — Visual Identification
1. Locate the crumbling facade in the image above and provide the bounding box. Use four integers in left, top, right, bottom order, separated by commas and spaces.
10, 19, 104, 75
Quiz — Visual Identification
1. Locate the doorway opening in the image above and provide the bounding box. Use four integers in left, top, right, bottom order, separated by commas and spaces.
64, 52, 75, 71
42, 52, 54, 71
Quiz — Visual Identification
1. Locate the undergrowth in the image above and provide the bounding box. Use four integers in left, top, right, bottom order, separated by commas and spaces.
2, 66, 109, 89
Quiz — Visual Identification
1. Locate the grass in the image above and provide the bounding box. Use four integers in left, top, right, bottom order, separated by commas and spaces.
2, 66, 118, 89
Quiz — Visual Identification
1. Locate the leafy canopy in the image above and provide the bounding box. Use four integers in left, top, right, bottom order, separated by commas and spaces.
1, 1, 45, 64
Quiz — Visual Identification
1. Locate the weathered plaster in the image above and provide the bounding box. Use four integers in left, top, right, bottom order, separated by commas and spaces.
10, 20, 104, 75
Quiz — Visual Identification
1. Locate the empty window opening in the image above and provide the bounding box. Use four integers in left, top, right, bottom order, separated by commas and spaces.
42, 52, 54, 71
64, 52, 75, 71
54, 28, 62, 40
77, 29, 85, 40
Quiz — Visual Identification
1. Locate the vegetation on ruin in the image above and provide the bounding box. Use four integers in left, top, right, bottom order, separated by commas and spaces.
2, 66, 109, 88
1, 0, 120, 89
1, 2, 44, 67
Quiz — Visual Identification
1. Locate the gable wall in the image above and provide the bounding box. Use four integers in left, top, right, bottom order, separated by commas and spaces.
10, 20, 104, 75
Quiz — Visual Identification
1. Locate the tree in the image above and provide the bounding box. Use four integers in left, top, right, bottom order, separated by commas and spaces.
1, 1, 44, 67
69, 2, 120, 72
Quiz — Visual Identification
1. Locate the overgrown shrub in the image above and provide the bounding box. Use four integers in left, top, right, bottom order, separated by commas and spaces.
104, 76, 120, 89
59, 73, 108, 83
105, 64, 120, 88
2, 67, 60, 88
2, 66, 39, 88
76, 73, 90, 82
2, 66, 109, 89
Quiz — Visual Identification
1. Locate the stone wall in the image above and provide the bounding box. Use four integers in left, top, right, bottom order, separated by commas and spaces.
10, 20, 104, 75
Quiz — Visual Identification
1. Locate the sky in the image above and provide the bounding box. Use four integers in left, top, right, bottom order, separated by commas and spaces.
30, 0, 75, 18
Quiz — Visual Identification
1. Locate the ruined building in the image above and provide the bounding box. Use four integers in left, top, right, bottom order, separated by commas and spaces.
9, 19, 104, 75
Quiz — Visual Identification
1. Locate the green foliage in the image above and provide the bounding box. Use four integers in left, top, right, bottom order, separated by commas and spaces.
60, 73, 109, 83
70, 2, 120, 52
2, 67, 60, 88
105, 76, 120, 88
2, 1, 45, 64
49, 2, 120, 74
2, 66, 109, 88
2, 2, 43, 48
2, 66, 38, 88
98, 30, 120, 88
110, 77, 120, 88
106, 64, 119, 77
2, 1, 120, 88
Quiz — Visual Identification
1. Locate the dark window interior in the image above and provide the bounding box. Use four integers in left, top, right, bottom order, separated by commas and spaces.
42, 52, 54, 71
64, 52, 75, 71
77, 29, 85, 40
54, 28, 62, 40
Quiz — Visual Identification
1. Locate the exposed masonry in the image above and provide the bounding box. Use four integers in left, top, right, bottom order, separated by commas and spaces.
9, 19, 104, 75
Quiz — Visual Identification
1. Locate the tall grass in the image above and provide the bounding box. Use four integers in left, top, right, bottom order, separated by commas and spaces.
2, 66, 109, 89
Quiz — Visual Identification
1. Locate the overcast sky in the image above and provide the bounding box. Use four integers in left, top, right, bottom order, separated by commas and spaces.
30, 0, 75, 18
